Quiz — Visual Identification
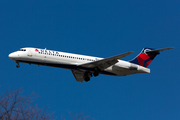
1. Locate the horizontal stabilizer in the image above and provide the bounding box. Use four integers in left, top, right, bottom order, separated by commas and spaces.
146, 47, 174, 53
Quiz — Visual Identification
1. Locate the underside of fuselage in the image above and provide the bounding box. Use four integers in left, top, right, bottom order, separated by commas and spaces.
17, 60, 117, 76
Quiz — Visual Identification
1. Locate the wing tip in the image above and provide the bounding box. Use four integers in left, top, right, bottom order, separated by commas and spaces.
168, 47, 174, 49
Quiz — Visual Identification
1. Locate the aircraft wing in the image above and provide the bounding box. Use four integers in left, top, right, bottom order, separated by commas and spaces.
71, 70, 85, 82
78, 52, 133, 71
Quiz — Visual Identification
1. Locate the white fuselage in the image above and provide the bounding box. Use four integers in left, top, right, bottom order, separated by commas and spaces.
9, 47, 150, 76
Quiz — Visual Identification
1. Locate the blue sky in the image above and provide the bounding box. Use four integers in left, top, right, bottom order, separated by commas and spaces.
0, 0, 180, 119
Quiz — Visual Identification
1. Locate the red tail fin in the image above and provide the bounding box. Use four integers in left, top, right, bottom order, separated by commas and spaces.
129, 48, 159, 67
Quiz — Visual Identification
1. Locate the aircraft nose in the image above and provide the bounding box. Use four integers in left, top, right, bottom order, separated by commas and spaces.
8, 52, 19, 60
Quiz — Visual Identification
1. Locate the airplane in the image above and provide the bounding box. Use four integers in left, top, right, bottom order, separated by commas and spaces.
8, 47, 173, 82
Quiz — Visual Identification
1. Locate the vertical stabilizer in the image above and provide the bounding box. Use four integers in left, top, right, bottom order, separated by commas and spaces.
130, 47, 174, 67
130, 48, 159, 67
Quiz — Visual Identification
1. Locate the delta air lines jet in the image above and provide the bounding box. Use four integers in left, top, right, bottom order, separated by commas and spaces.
9, 47, 173, 82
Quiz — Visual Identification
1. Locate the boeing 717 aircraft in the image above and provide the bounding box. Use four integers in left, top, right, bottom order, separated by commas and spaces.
9, 47, 173, 82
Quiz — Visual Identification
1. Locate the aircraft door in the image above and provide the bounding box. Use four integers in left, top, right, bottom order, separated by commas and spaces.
44, 53, 47, 61
43, 50, 48, 64
28, 49, 33, 57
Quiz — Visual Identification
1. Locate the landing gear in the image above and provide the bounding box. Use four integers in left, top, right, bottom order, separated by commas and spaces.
93, 71, 99, 77
16, 65, 20, 68
83, 70, 100, 82
16, 61, 20, 68
84, 72, 92, 82
84, 77, 90, 82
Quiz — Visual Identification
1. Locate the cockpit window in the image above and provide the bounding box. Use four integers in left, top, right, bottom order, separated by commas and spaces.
19, 49, 26, 51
